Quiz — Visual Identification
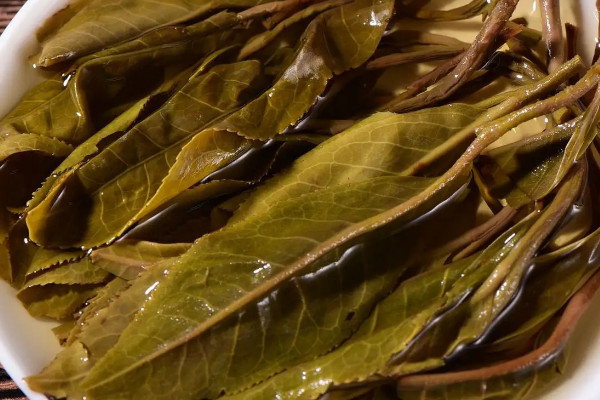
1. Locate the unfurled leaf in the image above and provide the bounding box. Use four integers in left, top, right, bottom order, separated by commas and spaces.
26, 60, 267, 248
7, 220, 85, 288
35, 0, 267, 67
16, 257, 113, 320
3, 28, 247, 146
215, 0, 394, 140
76, 170, 468, 400
28, 262, 178, 397
231, 104, 483, 224
476, 85, 600, 206
222, 255, 479, 400
11, 2, 600, 400
91, 240, 191, 280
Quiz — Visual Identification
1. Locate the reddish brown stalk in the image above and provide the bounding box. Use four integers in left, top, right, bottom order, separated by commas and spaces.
384, 0, 521, 112
540, 0, 566, 73
366, 47, 464, 71
239, 0, 326, 19
396, 266, 600, 388
433, 206, 518, 262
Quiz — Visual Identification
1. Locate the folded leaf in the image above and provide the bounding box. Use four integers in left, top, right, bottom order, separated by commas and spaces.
35, 0, 267, 67
231, 104, 483, 224
486, 227, 600, 350
91, 240, 191, 280
221, 255, 479, 400
388, 163, 585, 374
77, 168, 468, 400
3, 29, 245, 145
386, 212, 538, 374
16, 257, 113, 320
26, 60, 267, 248
239, 0, 349, 60
476, 87, 600, 206
215, 0, 394, 140
0, 138, 70, 208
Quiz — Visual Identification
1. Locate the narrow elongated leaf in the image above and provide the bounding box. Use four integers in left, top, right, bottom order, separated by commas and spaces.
25, 63, 200, 212
477, 87, 600, 206
231, 104, 483, 224
26, 60, 267, 248
2, 29, 245, 145
389, 164, 585, 375
26, 0, 397, 249
221, 255, 479, 400
215, 0, 394, 140
386, 213, 538, 374
16, 257, 113, 320
35, 0, 267, 67
28, 262, 184, 397
91, 240, 191, 280
239, 0, 349, 60
72, 60, 599, 399
77, 171, 467, 400
486, 227, 600, 349
68, 11, 243, 69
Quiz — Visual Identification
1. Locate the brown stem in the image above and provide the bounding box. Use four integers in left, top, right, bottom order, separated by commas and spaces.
540, 0, 566, 73
365, 47, 465, 71
238, 0, 326, 19
396, 265, 600, 388
383, 0, 520, 113
433, 206, 518, 262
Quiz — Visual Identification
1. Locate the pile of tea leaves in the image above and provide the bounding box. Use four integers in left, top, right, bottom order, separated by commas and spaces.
1, 0, 600, 399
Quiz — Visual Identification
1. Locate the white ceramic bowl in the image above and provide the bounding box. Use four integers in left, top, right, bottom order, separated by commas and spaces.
0, 1, 598, 399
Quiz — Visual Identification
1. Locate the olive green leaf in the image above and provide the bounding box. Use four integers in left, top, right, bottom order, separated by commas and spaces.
66, 277, 130, 346
26, 60, 267, 249
78, 176, 468, 400
487, 227, 600, 350
389, 164, 585, 374
25, 63, 199, 212
231, 104, 483, 224
28, 262, 179, 398
214, 0, 394, 140
238, 0, 349, 60
2, 28, 246, 146
220, 255, 479, 400
0, 136, 71, 208
91, 240, 191, 280
52, 321, 77, 345
35, 0, 267, 67
16, 257, 113, 320
476, 85, 600, 207
7, 220, 85, 288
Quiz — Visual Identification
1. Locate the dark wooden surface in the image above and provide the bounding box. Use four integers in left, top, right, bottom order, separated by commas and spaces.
0, 0, 25, 34
0, 1, 30, 397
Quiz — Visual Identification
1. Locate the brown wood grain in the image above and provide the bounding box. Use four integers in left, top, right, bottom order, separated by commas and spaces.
0, 0, 25, 33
